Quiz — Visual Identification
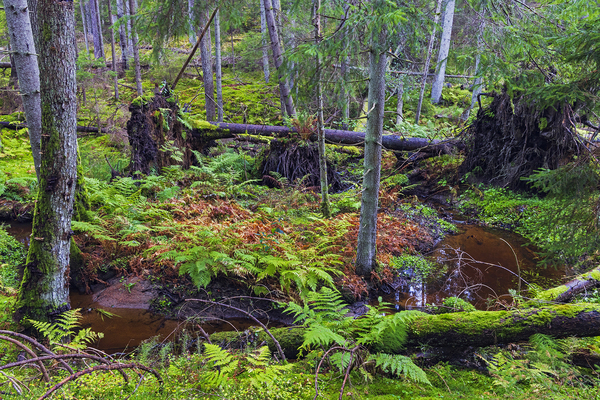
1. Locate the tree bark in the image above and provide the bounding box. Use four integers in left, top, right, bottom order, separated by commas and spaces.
314, 0, 330, 218
260, 0, 270, 84
199, 8, 216, 121
17, 0, 78, 323
415, 0, 443, 123
4, 0, 43, 181
187, 0, 195, 45
396, 82, 404, 125
190, 122, 458, 153
464, 17, 485, 121
262, 0, 295, 117
355, 21, 388, 277
115, 0, 128, 69
128, 0, 142, 95
209, 304, 600, 359
88, 0, 104, 59
214, 9, 223, 123
107, 0, 119, 100
79, 0, 90, 55
431, 0, 455, 104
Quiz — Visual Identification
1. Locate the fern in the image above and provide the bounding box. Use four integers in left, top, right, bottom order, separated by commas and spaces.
369, 353, 431, 385
28, 309, 103, 351
201, 343, 239, 388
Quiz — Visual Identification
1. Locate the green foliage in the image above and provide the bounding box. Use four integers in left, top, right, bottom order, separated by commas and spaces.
391, 254, 436, 280
482, 334, 593, 390
0, 177, 37, 202
28, 309, 103, 351
369, 353, 431, 385
441, 297, 476, 313
285, 288, 429, 384
0, 227, 25, 288
201, 343, 239, 388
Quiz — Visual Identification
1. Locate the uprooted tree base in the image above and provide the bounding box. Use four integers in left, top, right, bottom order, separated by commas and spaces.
127, 94, 201, 175
260, 139, 345, 192
460, 91, 579, 190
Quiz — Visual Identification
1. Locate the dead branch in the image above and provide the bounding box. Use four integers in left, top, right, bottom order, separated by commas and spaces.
0, 335, 49, 382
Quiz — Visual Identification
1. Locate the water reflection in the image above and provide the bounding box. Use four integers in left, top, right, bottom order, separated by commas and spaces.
382, 225, 563, 310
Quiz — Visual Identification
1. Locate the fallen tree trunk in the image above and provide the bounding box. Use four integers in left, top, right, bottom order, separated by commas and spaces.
209, 304, 600, 358
192, 122, 461, 153
0, 120, 105, 134
534, 266, 600, 303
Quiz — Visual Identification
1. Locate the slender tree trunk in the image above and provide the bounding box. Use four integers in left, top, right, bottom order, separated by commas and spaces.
17, 0, 78, 323
79, 0, 90, 55
260, 0, 270, 84
107, 0, 119, 100
199, 8, 216, 121
355, 24, 388, 277
4, 0, 42, 182
262, 0, 295, 117
230, 29, 235, 73
188, 0, 195, 45
313, 0, 330, 217
115, 0, 128, 69
431, 0, 455, 104
93, 0, 104, 58
88, 0, 104, 59
464, 18, 485, 121
415, 0, 443, 123
123, 0, 133, 66
396, 81, 404, 125
214, 10, 223, 123
128, 0, 142, 95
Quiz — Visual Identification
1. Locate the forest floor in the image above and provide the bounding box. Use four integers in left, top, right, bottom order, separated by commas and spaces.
1, 54, 600, 399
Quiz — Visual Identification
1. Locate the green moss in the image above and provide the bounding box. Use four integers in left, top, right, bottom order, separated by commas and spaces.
188, 118, 217, 130
589, 269, 600, 281
408, 304, 599, 341
131, 94, 154, 108
535, 285, 569, 301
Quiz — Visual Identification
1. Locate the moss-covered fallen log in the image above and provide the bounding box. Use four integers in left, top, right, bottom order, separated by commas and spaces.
209, 304, 600, 358
534, 266, 600, 303
191, 122, 461, 153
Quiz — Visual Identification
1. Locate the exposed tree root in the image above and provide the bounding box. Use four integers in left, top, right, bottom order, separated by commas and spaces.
460, 91, 579, 190
260, 139, 345, 192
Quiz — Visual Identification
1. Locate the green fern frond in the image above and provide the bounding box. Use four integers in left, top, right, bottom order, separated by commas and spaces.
370, 353, 431, 385
202, 343, 239, 388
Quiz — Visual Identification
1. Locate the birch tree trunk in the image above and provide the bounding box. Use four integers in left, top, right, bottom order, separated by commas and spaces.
128, 0, 142, 95
464, 18, 485, 121
262, 0, 295, 117
107, 0, 119, 100
356, 24, 388, 277
199, 8, 216, 121
17, 0, 78, 323
314, 0, 330, 217
188, 0, 195, 45
260, 0, 270, 84
4, 0, 42, 181
431, 0, 455, 104
115, 0, 128, 69
214, 10, 223, 122
415, 0, 443, 123
396, 81, 404, 125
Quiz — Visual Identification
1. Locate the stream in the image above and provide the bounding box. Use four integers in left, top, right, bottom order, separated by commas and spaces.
5, 218, 563, 352
382, 224, 564, 310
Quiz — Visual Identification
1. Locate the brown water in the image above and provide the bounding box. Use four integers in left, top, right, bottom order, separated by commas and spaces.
71, 292, 269, 354
4, 221, 31, 247
383, 225, 564, 310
